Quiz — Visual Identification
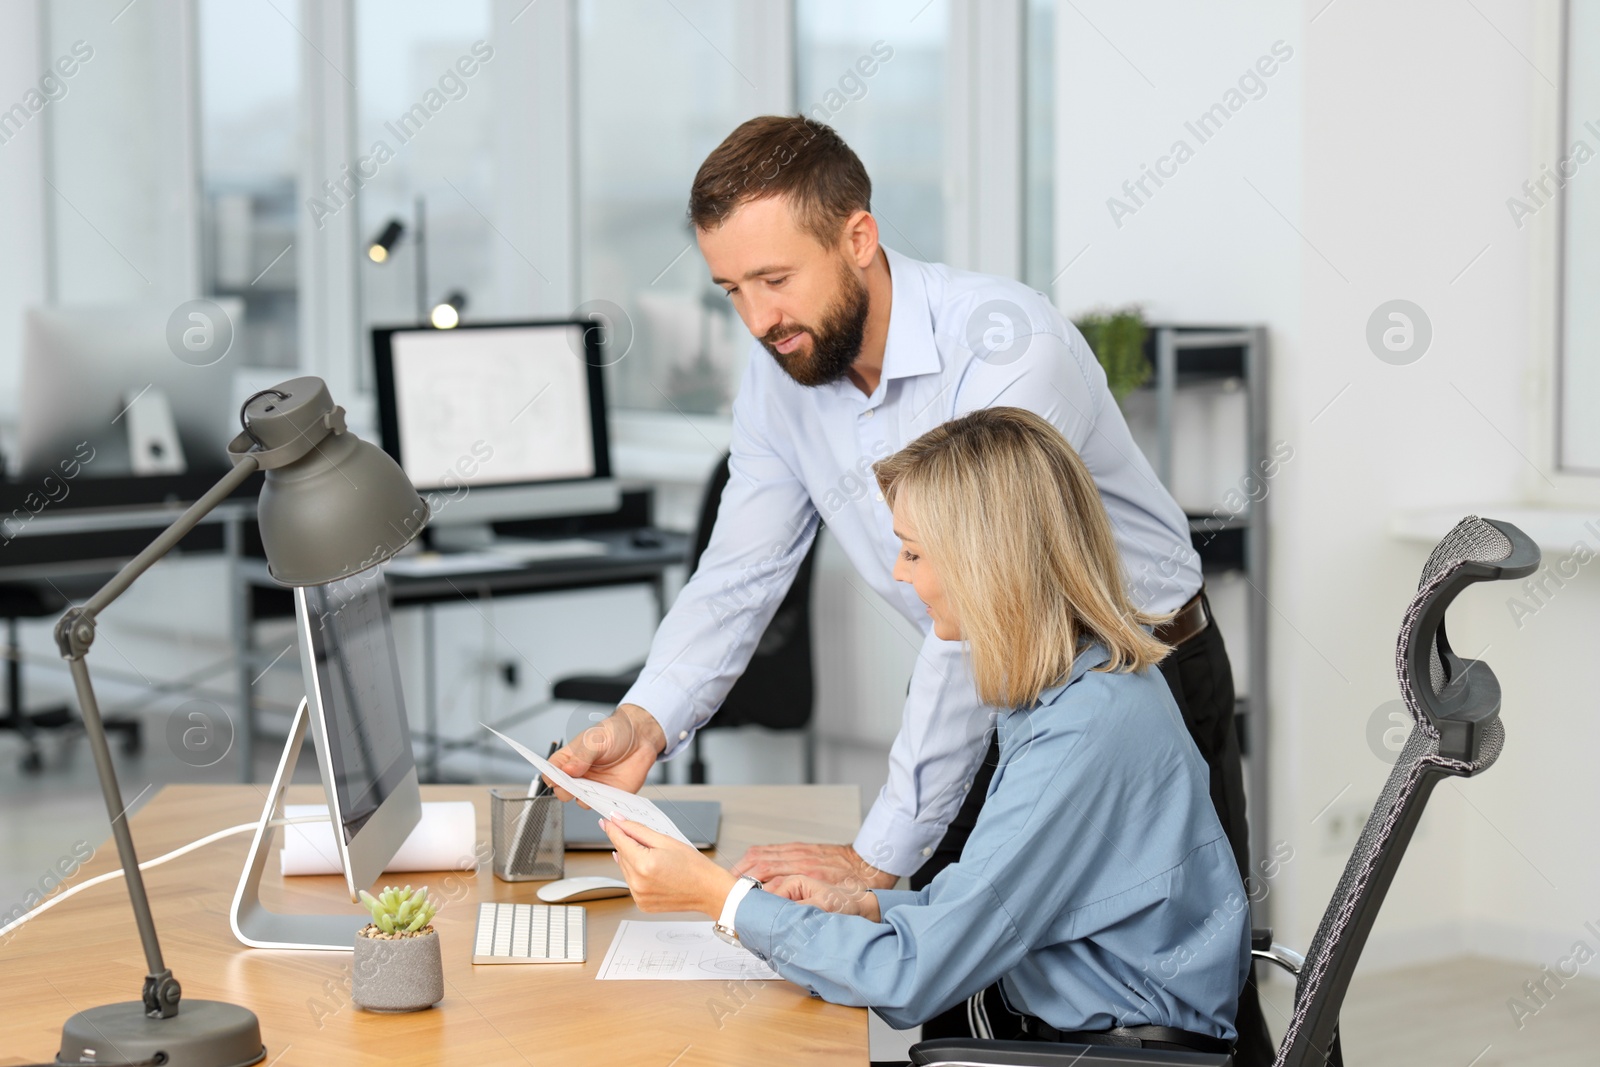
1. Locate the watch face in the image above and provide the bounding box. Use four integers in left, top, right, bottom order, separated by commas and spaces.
712, 924, 740, 948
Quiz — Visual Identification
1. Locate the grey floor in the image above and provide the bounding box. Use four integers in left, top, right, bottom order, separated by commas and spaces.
5, 728, 1597, 1064
1261, 959, 1600, 1066
869, 959, 1600, 1063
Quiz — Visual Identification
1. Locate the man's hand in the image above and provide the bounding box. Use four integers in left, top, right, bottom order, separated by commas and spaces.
546, 704, 665, 804
601, 815, 735, 919
730, 843, 897, 890
764, 874, 882, 922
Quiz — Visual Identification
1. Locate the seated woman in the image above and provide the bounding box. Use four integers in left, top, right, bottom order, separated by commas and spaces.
601, 407, 1250, 1048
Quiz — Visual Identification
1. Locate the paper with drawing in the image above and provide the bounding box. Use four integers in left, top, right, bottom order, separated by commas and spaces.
597, 921, 781, 981
481, 724, 697, 847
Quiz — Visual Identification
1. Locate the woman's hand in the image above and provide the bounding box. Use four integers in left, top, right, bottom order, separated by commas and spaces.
600, 815, 737, 919
764, 875, 882, 922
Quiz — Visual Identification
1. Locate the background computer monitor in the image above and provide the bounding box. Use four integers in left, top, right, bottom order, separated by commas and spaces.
17, 302, 241, 479
295, 570, 422, 901
372, 319, 617, 548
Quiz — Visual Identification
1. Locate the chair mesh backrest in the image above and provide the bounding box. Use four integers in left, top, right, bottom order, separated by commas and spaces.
1273, 517, 1512, 1067
1412, 518, 1511, 699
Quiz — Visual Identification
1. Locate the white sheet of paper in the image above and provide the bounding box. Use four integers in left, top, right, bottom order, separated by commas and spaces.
597, 921, 781, 981
481, 724, 697, 847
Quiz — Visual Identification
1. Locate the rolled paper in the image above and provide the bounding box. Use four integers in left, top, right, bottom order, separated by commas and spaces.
280, 801, 478, 876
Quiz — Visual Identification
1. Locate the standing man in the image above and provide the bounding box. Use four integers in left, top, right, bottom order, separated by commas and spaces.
550, 115, 1270, 1062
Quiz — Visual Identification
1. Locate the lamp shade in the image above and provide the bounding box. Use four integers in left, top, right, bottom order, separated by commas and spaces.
228, 376, 429, 586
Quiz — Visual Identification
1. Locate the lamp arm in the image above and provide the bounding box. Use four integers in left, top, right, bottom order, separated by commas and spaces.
51, 453, 261, 1020
79, 455, 262, 619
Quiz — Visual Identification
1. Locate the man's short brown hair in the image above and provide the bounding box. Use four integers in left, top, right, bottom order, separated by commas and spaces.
688, 115, 871, 247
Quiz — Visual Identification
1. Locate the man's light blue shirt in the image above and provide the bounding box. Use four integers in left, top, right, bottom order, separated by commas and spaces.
735, 645, 1251, 1036
623, 246, 1200, 875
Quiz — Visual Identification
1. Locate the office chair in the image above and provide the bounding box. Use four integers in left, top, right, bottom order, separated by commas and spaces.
1, 581, 143, 773
547, 452, 819, 783
909, 515, 1541, 1067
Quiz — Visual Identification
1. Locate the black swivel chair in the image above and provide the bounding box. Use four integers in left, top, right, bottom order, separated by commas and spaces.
910, 515, 1541, 1067
548, 453, 819, 783
1, 581, 143, 773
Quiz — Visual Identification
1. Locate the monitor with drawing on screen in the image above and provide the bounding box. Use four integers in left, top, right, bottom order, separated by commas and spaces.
372, 320, 617, 549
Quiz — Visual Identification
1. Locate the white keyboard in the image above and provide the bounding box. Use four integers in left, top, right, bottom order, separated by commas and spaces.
473, 902, 587, 965
487, 537, 608, 563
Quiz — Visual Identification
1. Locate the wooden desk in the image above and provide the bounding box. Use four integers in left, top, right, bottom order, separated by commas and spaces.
0, 784, 869, 1065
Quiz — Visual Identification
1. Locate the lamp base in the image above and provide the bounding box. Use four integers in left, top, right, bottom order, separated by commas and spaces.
58, 999, 264, 1067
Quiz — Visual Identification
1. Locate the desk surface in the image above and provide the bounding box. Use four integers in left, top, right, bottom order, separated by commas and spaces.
0, 783, 868, 1066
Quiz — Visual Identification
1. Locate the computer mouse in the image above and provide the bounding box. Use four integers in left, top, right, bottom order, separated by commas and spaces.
630, 528, 665, 548
537, 876, 632, 903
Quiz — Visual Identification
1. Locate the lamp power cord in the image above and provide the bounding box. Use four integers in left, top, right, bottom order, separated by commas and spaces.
0, 815, 330, 942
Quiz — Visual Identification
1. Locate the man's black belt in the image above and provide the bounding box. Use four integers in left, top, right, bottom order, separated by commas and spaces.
1153, 587, 1210, 647
1017, 1016, 1233, 1055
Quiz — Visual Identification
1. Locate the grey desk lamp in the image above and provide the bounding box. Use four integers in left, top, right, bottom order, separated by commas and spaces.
50, 377, 428, 1067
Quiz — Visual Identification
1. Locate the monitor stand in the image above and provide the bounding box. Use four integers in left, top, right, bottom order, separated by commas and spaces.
230, 697, 370, 951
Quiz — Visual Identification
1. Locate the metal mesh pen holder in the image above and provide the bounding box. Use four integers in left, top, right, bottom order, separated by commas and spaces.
490, 789, 565, 881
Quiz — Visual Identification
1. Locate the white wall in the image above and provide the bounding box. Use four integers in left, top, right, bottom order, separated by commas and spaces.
1058, 0, 1596, 972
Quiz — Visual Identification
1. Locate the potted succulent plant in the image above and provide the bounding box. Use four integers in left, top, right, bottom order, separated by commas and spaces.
351, 885, 444, 1013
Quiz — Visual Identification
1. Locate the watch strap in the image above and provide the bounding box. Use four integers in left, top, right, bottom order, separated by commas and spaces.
716, 876, 762, 940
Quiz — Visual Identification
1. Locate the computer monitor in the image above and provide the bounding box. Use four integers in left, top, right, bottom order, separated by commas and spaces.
17, 302, 240, 479
295, 571, 422, 900
231, 568, 424, 951
372, 320, 618, 548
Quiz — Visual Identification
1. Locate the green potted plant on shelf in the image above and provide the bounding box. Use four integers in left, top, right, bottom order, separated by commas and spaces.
1073, 307, 1151, 402
351, 885, 444, 1013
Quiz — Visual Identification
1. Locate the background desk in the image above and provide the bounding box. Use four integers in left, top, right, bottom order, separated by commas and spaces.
241, 525, 691, 782
0, 783, 869, 1066
0, 499, 255, 772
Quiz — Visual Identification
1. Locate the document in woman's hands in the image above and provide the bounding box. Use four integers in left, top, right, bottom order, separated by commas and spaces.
482, 724, 697, 847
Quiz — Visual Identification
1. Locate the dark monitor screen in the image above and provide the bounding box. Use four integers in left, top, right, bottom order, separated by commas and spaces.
299, 572, 414, 843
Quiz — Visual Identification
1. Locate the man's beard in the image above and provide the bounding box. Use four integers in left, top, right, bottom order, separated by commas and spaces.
759, 258, 870, 388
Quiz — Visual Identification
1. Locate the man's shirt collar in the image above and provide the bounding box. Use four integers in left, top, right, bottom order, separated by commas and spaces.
880, 246, 942, 384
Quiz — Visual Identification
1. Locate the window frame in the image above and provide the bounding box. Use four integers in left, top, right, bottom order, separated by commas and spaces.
1534, 0, 1600, 499
78, 0, 1041, 444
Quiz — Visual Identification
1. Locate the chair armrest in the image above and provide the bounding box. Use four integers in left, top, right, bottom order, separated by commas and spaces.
909, 1038, 1231, 1066
1250, 926, 1304, 976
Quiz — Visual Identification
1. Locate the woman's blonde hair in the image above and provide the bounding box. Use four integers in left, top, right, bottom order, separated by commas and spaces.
874, 407, 1172, 708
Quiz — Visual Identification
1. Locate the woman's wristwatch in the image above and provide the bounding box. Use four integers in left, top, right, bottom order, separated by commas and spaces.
712, 876, 763, 948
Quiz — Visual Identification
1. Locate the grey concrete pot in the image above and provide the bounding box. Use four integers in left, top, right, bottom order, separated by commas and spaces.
351, 927, 444, 1013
